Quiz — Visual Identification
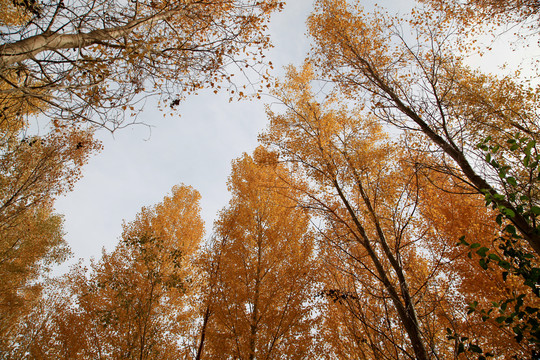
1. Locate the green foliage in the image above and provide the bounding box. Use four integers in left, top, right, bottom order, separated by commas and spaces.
478, 134, 540, 229
449, 135, 540, 357
446, 327, 494, 359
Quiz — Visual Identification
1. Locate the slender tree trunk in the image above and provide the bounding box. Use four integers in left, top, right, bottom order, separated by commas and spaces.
195, 305, 211, 360
333, 179, 430, 360
361, 63, 540, 256
248, 227, 263, 360
138, 275, 157, 360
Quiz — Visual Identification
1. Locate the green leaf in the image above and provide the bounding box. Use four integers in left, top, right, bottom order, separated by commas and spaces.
504, 225, 516, 235
506, 176, 517, 187
477, 247, 489, 257
524, 154, 531, 167
530, 206, 540, 215
470, 243, 481, 249
517, 294, 525, 309
488, 253, 501, 261
526, 139, 536, 153
479, 258, 488, 270
502, 208, 515, 218
469, 344, 482, 353
496, 316, 506, 323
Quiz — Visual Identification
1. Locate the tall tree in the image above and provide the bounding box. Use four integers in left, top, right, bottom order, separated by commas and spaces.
202, 151, 320, 360
261, 65, 433, 359
260, 65, 530, 359
0, 4, 102, 338
0, 204, 70, 354
415, 172, 536, 357
0, 124, 100, 348
15, 184, 205, 359
307, 0, 540, 256
0, 0, 283, 129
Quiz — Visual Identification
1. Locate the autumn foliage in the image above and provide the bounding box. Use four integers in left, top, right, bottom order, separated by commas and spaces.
6, 185, 204, 359
2, 0, 540, 359
199, 152, 321, 359
0, 0, 283, 129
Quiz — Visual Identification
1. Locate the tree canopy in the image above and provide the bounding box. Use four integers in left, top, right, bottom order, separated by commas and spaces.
2, 0, 540, 359
0, 0, 283, 129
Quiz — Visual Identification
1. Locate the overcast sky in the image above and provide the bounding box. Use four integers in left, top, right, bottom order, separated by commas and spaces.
53, 0, 532, 272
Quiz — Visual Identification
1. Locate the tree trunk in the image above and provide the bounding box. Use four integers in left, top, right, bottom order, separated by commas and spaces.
363, 64, 540, 256
195, 305, 211, 360
333, 180, 430, 360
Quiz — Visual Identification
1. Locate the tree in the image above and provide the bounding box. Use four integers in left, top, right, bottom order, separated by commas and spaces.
0, 204, 70, 355
201, 151, 320, 360
16, 184, 205, 359
261, 65, 435, 359
0, 9, 102, 341
307, 0, 540, 257
0, 0, 34, 26
0, 0, 283, 130
0, 10, 103, 340
260, 64, 534, 359
418, 171, 540, 357
307, 1, 540, 355
0, 124, 100, 349
418, 0, 540, 36
0, 127, 100, 234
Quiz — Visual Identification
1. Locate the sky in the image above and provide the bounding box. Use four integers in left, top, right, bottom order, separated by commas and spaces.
53, 1, 319, 269
52, 0, 532, 271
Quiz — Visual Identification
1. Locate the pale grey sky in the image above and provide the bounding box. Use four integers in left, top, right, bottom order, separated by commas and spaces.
54, 1, 318, 268
53, 0, 532, 271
